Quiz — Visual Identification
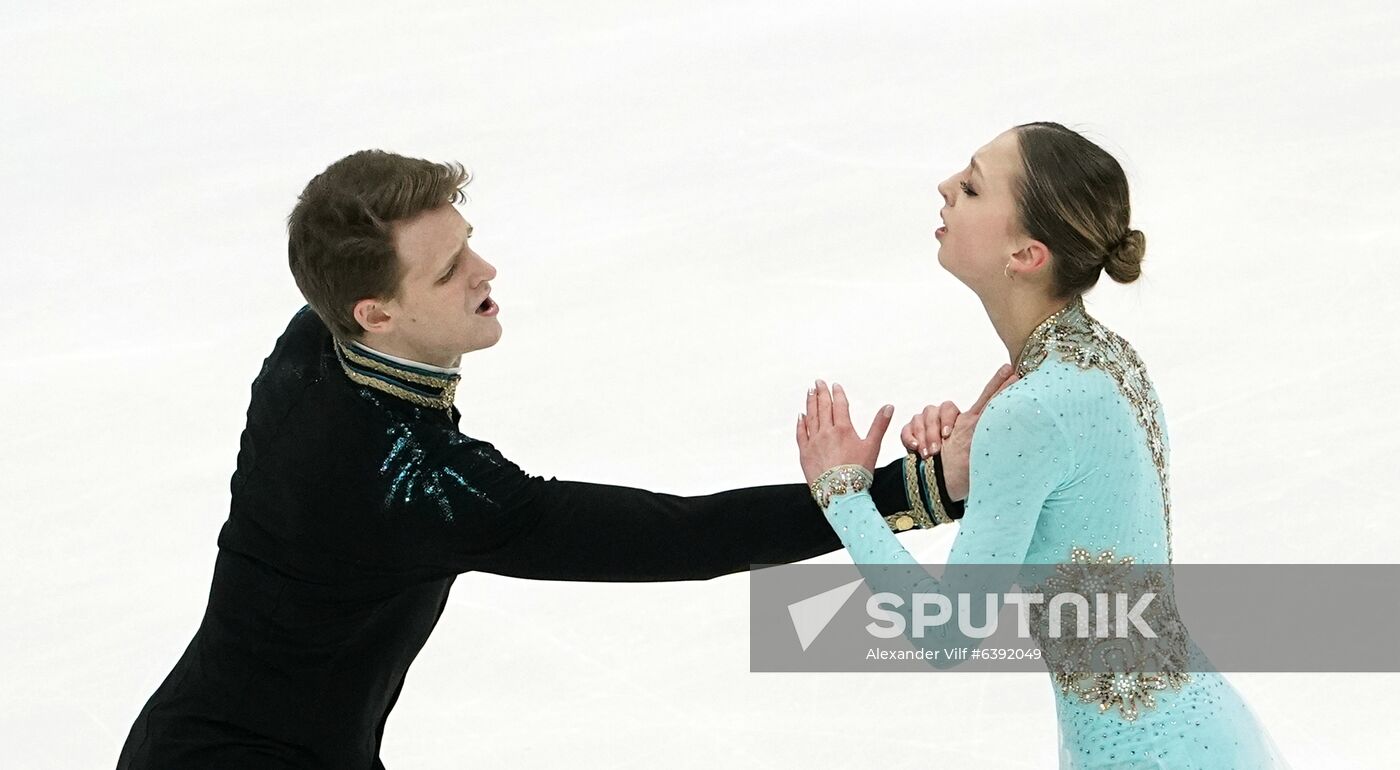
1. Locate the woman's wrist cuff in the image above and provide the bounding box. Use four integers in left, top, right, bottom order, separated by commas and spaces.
810, 464, 874, 509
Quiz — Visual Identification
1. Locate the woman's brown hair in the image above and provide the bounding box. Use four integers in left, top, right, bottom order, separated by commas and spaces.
1012, 122, 1145, 296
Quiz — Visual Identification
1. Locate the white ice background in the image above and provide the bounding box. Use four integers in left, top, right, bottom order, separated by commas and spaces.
3, 0, 1399, 767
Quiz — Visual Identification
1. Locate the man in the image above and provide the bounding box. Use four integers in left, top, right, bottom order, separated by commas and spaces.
115, 150, 966, 769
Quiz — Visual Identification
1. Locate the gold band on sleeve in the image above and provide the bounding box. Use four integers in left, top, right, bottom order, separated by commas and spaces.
923, 456, 953, 525
884, 452, 935, 532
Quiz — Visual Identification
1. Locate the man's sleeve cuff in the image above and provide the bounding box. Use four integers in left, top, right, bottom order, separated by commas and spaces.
929, 452, 966, 522
883, 452, 935, 532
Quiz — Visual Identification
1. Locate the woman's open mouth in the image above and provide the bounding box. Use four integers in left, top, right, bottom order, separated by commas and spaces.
475, 296, 498, 316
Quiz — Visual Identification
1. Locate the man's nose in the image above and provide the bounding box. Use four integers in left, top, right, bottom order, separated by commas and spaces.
473, 256, 497, 284
466, 249, 497, 282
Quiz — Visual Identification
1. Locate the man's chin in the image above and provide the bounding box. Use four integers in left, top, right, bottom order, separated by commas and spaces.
462, 327, 503, 354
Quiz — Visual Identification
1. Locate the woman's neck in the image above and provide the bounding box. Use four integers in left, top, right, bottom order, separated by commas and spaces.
980, 288, 1073, 367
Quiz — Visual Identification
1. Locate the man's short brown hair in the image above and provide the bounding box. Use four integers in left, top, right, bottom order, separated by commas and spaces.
287, 150, 471, 340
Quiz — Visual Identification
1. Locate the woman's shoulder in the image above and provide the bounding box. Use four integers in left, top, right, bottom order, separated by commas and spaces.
1015, 297, 1158, 406
977, 376, 1074, 442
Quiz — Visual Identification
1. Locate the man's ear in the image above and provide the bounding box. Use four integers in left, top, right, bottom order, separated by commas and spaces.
352, 298, 394, 336
1009, 239, 1052, 277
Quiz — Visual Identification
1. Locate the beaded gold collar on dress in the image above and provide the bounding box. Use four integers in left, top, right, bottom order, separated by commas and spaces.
1013, 295, 1088, 377
334, 339, 460, 412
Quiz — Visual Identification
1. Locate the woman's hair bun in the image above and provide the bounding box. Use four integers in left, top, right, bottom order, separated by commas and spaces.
1104, 229, 1146, 284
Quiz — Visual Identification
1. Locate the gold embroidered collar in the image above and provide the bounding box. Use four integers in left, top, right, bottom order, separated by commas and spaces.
334, 339, 460, 411
1013, 295, 1088, 377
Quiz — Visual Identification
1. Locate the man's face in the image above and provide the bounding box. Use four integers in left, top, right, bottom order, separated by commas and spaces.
365, 204, 501, 366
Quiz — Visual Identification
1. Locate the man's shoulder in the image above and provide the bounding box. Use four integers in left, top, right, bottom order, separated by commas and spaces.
278, 304, 331, 355
245, 305, 339, 422
264, 303, 329, 361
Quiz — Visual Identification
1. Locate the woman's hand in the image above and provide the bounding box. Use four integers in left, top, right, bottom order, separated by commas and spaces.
941, 366, 1020, 501
796, 380, 894, 486
899, 365, 1017, 458
900, 401, 963, 458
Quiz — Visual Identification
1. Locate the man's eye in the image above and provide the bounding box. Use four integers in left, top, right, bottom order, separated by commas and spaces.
440, 266, 456, 283
959, 180, 978, 197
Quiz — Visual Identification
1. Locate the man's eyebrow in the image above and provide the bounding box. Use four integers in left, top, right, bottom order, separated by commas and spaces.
439, 242, 465, 277
437, 223, 474, 276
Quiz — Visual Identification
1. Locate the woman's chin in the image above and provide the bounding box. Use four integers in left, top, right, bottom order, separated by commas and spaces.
935, 249, 963, 279
935, 259, 982, 294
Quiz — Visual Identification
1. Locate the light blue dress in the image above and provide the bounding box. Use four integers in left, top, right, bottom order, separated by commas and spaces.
820, 297, 1289, 769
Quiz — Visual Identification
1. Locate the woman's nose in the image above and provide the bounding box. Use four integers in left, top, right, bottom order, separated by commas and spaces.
935, 176, 954, 205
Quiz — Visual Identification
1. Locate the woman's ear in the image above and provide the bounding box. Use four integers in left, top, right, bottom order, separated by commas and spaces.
1009, 240, 1052, 278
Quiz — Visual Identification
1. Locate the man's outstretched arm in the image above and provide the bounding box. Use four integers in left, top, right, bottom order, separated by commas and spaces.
400, 439, 958, 581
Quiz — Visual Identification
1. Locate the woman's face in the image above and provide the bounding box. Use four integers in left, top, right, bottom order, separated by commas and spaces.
935, 129, 1029, 293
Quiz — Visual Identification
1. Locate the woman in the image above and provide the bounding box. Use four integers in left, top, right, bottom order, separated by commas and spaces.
796, 122, 1289, 768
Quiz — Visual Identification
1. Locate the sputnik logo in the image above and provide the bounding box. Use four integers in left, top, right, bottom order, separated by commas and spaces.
787, 578, 866, 651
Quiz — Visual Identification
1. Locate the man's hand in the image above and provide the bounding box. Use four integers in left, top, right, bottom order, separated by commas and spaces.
941, 365, 1019, 501
796, 380, 894, 486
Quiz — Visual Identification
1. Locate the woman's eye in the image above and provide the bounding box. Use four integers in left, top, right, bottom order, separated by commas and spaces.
959, 180, 978, 197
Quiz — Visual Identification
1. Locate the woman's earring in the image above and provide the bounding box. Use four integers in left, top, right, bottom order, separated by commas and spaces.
1004, 260, 1013, 279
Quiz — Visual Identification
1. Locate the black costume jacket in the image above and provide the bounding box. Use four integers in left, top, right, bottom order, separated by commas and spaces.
116, 305, 962, 769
